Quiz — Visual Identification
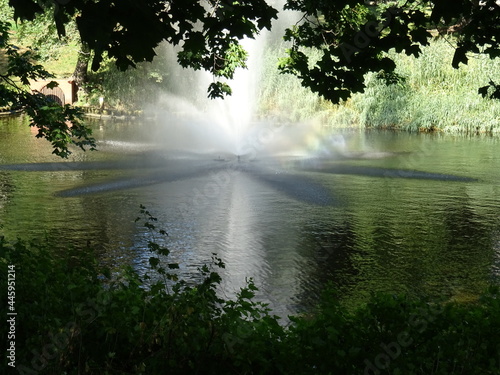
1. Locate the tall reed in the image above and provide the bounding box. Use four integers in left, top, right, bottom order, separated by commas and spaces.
257, 38, 500, 134
350, 38, 500, 133
257, 44, 359, 129
84, 37, 500, 134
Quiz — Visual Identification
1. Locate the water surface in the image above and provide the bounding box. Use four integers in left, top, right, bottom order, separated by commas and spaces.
1, 115, 499, 316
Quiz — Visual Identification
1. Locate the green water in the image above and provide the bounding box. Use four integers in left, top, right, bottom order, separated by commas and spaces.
1, 115, 499, 315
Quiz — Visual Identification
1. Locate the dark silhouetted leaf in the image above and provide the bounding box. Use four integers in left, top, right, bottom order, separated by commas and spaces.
452, 46, 468, 68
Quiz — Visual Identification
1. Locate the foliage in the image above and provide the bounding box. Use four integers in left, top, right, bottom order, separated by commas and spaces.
11, 5, 81, 78
1, 206, 500, 374
5, 0, 500, 129
258, 36, 500, 132
0, 0, 278, 155
6, 0, 500, 109
350, 38, 500, 133
0, 19, 95, 157
78, 54, 170, 111
284, 286, 500, 374
15, 9, 79, 66
280, 0, 500, 104
0, 0, 12, 24
258, 44, 359, 128
8, 0, 278, 100
5, 0, 500, 147
0, 206, 284, 374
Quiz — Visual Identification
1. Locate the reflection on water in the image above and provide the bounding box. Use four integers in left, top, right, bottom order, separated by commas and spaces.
1, 115, 500, 316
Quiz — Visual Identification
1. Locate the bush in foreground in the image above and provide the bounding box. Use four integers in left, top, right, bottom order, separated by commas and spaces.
1, 208, 499, 374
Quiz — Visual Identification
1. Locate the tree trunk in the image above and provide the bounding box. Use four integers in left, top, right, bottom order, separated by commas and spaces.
72, 42, 90, 100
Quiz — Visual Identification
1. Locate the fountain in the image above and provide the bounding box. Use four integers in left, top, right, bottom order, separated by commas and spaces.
0, 0, 479, 193
0, 2, 487, 320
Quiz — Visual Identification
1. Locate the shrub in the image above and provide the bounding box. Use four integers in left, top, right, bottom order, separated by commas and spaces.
0, 207, 284, 374
1, 206, 499, 374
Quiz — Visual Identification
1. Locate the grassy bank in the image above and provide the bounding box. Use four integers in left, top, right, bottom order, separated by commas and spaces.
350, 38, 500, 134
257, 45, 359, 128
1, 208, 499, 374
258, 38, 500, 133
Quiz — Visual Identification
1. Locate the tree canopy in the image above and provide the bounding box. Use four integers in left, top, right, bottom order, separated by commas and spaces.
280, 0, 500, 102
0, 18, 95, 157
10, 0, 278, 98
2, 0, 500, 156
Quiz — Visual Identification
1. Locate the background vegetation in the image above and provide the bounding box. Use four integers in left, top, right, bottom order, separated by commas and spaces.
4, 0, 500, 133
259, 38, 500, 133
351, 38, 500, 133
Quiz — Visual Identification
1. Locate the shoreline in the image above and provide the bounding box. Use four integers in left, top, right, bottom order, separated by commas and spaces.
1, 108, 499, 136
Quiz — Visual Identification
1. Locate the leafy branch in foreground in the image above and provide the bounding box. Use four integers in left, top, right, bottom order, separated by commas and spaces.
280, 0, 500, 104
8, 0, 278, 100
0, 20, 95, 158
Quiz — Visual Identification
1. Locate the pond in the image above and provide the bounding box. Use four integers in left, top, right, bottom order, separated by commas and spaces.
1, 114, 500, 317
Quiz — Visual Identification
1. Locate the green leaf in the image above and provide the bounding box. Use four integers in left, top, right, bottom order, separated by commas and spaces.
46, 81, 59, 90
452, 46, 468, 68
149, 257, 160, 268
239, 288, 255, 300
10, 0, 43, 21
208, 81, 232, 99
478, 85, 490, 98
